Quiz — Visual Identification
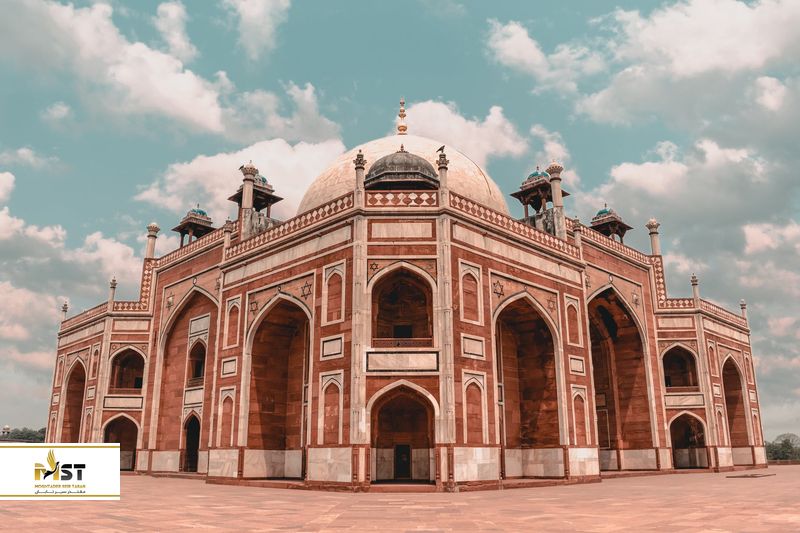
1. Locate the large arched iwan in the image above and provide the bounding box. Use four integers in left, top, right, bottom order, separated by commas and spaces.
156, 291, 217, 454
588, 288, 654, 470
248, 298, 310, 479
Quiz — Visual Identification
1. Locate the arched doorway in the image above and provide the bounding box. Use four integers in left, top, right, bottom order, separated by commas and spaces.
248, 298, 310, 479
670, 414, 707, 469
495, 296, 560, 478
372, 268, 433, 347
156, 290, 217, 463
183, 415, 200, 472
588, 288, 654, 470
662, 346, 699, 390
722, 359, 749, 451
370, 386, 434, 483
61, 362, 86, 442
108, 349, 145, 393
104, 416, 139, 470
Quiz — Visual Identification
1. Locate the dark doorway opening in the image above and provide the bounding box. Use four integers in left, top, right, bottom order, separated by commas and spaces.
394, 444, 411, 479
183, 415, 200, 472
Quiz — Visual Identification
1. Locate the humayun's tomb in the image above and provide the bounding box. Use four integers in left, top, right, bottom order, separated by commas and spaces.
47, 101, 766, 491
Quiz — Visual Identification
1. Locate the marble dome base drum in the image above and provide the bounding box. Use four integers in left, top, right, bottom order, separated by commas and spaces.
47, 102, 766, 491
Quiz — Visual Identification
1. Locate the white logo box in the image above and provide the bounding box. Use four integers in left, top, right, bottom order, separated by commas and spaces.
0, 443, 120, 500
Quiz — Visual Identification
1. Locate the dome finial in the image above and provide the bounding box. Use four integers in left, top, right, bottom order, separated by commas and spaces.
397, 97, 408, 136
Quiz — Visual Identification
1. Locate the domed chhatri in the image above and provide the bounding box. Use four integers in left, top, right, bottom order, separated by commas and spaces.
298, 134, 509, 214
172, 203, 214, 246
590, 203, 633, 243
526, 166, 550, 181
364, 144, 439, 190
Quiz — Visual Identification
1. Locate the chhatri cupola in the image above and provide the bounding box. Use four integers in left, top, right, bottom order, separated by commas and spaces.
172, 205, 214, 247
590, 204, 633, 243
229, 160, 283, 217
231, 160, 283, 239
511, 160, 569, 239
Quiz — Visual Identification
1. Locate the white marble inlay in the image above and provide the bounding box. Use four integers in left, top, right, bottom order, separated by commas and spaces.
367, 351, 438, 372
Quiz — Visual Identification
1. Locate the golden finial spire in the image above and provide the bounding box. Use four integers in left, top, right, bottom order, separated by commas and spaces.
397, 97, 407, 135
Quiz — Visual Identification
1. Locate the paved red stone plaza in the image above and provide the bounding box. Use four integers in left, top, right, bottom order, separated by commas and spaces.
2, 466, 797, 532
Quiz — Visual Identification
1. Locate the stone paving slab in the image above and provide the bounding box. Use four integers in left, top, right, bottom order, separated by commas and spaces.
1, 466, 798, 532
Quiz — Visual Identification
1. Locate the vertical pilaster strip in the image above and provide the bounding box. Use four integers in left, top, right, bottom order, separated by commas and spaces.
437, 214, 456, 444
350, 215, 368, 445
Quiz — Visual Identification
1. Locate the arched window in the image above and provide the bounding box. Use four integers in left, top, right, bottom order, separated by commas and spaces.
372, 269, 433, 347
662, 346, 699, 389
461, 273, 479, 322
187, 341, 206, 386
326, 272, 343, 323
465, 382, 484, 445
108, 350, 145, 393
226, 304, 240, 347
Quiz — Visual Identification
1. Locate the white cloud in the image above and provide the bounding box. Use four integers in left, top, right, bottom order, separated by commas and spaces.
40, 101, 72, 122
609, 0, 800, 77
154, 1, 198, 63
743, 221, 800, 254
663, 252, 708, 275
486, 19, 605, 93
223, 0, 291, 61
401, 100, 527, 167
755, 76, 787, 111
0, 147, 57, 168
768, 317, 800, 339
0, 281, 60, 342
577, 1, 800, 126
0, 1, 335, 144
224, 82, 340, 143
0, 1, 223, 132
0, 172, 14, 204
529, 125, 580, 187
136, 138, 345, 221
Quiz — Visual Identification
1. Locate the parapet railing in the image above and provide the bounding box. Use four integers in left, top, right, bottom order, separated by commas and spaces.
700, 298, 748, 328
225, 193, 354, 260
578, 223, 650, 264
449, 193, 581, 260
60, 302, 107, 330
154, 221, 235, 268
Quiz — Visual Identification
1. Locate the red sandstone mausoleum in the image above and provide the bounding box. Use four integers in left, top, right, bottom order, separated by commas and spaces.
47, 102, 766, 491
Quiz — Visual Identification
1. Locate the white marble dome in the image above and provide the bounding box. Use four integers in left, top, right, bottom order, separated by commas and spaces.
297, 134, 509, 215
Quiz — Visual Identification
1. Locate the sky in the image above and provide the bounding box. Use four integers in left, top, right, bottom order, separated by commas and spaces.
0, 0, 798, 439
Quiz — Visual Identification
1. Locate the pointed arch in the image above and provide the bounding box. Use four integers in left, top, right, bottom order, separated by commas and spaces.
721, 356, 751, 449
661, 343, 700, 389
368, 262, 437, 347
149, 287, 218, 451
103, 413, 140, 471
102, 412, 142, 433
157, 285, 219, 351
239, 291, 313, 448
587, 284, 658, 466
367, 260, 438, 293
238, 292, 314, 460
492, 291, 567, 447
60, 358, 87, 443
366, 379, 441, 420
368, 380, 438, 482
668, 411, 708, 469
